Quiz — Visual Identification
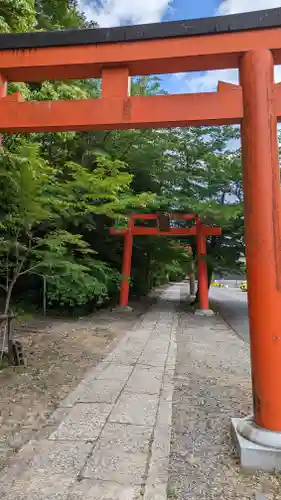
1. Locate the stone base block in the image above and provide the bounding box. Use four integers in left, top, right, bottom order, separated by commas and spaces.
194, 309, 215, 317
112, 306, 133, 313
231, 418, 281, 472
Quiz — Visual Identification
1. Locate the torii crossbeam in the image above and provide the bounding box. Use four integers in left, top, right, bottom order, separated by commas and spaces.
110, 214, 221, 311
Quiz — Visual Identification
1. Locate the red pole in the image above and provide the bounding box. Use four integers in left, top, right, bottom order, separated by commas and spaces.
240, 49, 281, 431
0, 74, 7, 146
120, 223, 133, 307
196, 222, 209, 311
187, 245, 195, 296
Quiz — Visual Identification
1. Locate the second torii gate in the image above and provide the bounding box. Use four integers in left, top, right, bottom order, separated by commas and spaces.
110, 213, 221, 313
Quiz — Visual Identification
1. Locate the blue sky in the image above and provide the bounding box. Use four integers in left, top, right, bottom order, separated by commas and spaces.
163, 0, 219, 22
79, 0, 281, 93
162, 0, 221, 93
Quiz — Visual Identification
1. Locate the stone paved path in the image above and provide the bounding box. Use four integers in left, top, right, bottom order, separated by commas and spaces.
0, 284, 180, 500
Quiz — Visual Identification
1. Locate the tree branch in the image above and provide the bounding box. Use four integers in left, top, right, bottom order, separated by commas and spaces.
18, 262, 41, 277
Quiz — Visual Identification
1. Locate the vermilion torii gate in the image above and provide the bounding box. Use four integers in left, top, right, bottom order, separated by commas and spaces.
110, 213, 221, 312
0, 6, 281, 469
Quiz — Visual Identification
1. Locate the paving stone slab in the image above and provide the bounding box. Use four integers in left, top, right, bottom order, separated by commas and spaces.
60, 364, 112, 407
143, 481, 168, 500
154, 321, 174, 330
83, 448, 148, 484
109, 393, 158, 426
161, 376, 174, 403
166, 346, 177, 369
60, 382, 88, 408
46, 406, 71, 426
138, 352, 167, 367
156, 399, 173, 427
0, 439, 47, 488
94, 363, 134, 381
153, 425, 172, 456
0, 473, 74, 500
34, 424, 57, 441
67, 479, 142, 500
145, 338, 170, 347
28, 440, 92, 476
97, 422, 153, 454
72, 378, 125, 404
81, 362, 111, 380
50, 403, 113, 441
144, 425, 171, 496
145, 452, 170, 485
124, 365, 163, 395
107, 349, 142, 365
127, 327, 149, 334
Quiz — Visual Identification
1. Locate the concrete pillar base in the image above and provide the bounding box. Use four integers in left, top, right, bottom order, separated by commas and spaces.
194, 309, 215, 317
112, 306, 133, 313
231, 416, 281, 471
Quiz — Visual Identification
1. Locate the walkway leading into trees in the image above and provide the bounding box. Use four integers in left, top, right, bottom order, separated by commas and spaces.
0, 283, 279, 499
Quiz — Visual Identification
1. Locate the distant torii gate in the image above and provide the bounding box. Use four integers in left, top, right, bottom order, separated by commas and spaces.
110, 213, 221, 313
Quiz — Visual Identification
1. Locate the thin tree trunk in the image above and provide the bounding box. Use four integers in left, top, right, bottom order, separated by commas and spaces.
189, 273, 195, 296
1, 277, 17, 361
4, 277, 17, 315
43, 276, 47, 316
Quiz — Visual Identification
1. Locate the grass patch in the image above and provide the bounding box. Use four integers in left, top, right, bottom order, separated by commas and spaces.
167, 486, 179, 499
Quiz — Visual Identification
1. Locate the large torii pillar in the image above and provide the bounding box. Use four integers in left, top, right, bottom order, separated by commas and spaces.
231, 49, 281, 469
195, 220, 213, 316
187, 245, 195, 297
119, 218, 134, 309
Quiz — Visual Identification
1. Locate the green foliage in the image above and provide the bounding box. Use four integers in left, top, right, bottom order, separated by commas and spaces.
47, 259, 119, 308
35, 0, 89, 30
0, 0, 36, 33
0, 141, 152, 313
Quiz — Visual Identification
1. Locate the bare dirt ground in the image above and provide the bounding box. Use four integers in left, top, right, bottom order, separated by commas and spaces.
0, 295, 157, 470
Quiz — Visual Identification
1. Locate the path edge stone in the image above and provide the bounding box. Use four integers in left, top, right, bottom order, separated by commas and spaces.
143, 317, 177, 500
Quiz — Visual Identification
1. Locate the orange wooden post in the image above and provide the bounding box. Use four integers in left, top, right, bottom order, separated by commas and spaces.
120, 221, 133, 308
0, 73, 7, 145
187, 245, 195, 296
101, 67, 130, 98
240, 49, 281, 432
0, 74, 7, 98
196, 222, 209, 311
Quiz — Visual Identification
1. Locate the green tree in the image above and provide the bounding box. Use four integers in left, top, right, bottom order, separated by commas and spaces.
0, 0, 36, 33
0, 142, 153, 314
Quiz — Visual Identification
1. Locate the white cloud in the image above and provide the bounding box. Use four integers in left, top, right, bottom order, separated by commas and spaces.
181, 0, 281, 94
182, 66, 281, 95
218, 0, 281, 15
78, 0, 171, 27
183, 69, 238, 94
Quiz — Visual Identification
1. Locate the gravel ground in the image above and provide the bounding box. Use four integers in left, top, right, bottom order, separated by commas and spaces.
168, 289, 281, 500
